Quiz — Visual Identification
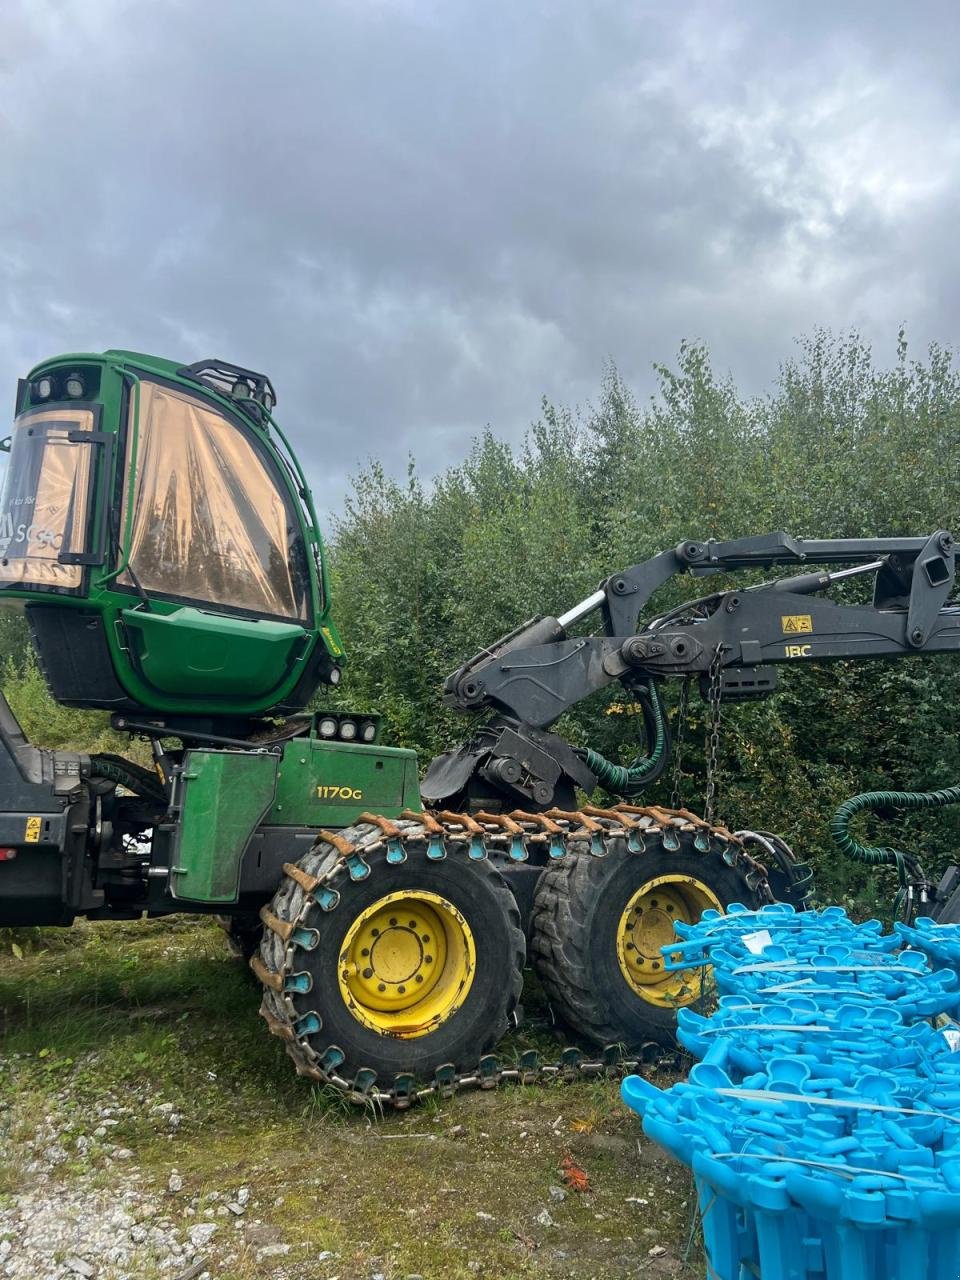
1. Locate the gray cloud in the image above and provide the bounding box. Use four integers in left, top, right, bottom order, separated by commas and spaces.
2, 0, 959, 521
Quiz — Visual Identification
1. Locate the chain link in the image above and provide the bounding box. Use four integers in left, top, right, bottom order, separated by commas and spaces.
703, 645, 724, 826
670, 678, 691, 809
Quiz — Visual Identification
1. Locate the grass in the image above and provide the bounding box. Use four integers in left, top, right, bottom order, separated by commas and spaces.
0, 917, 699, 1279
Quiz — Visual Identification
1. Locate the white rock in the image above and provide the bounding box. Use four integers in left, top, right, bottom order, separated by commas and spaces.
188, 1222, 218, 1247
235, 1187, 250, 1207
255, 1243, 291, 1260
647, 1244, 668, 1258
65, 1258, 95, 1278
535, 1209, 555, 1228
167, 1173, 183, 1193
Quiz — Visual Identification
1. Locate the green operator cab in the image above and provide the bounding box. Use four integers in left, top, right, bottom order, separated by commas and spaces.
0, 351, 344, 720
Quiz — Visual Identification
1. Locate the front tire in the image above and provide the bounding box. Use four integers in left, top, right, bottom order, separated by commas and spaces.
256, 822, 525, 1085
531, 832, 762, 1048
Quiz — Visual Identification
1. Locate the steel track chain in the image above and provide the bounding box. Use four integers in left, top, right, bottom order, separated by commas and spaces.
252, 804, 772, 1109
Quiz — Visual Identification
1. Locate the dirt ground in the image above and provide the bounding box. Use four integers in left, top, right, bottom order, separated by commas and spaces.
0, 917, 700, 1280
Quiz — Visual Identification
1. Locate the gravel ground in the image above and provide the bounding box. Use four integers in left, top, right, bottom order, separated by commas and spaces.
0, 918, 697, 1280
0, 1068, 292, 1279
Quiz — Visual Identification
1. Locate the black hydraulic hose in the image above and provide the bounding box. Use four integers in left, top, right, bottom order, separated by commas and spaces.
583, 681, 670, 797
87, 753, 167, 805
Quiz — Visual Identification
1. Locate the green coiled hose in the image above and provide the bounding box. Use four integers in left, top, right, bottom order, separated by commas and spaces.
830, 783, 960, 917
583, 680, 668, 797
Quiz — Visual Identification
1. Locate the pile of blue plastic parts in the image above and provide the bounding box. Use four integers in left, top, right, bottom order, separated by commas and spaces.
621, 903, 960, 1279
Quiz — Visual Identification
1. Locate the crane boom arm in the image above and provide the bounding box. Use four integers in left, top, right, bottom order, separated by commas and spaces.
422, 529, 959, 811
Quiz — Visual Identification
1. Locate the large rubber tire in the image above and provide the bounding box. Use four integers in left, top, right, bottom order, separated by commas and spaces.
259, 836, 525, 1084
531, 834, 762, 1049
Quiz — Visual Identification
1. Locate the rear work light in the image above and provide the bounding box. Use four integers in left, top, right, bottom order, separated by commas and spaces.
0, 848, 17, 861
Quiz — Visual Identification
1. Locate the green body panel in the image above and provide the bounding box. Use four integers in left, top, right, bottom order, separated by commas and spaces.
1, 349, 345, 717
122, 607, 309, 698
268, 736, 421, 828
171, 751, 279, 902
171, 737, 421, 904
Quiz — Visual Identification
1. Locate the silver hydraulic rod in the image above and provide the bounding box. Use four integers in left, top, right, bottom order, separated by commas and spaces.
557, 589, 606, 630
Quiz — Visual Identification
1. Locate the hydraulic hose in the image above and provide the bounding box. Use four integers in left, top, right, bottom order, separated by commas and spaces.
87, 753, 167, 805
583, 680, 670, 797
830, 784, 960, 918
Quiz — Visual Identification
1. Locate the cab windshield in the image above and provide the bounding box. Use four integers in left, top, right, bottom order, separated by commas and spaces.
0, 407, 94, 590
119, 381, 312, 621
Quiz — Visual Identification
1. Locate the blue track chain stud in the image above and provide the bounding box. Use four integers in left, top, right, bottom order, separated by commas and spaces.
626, 829, 646, 854
426, 835, 446, 860
346, 852, 371, 880
293, 1010, 322, 1038
519, 1049, 541, 1084
392, 1073, 415, 1106
385, 838, 406, 865
352, 1067, 378, 1096
548, 836, 567, 859
601, 1044, 624, 1071
433, 1062, 457, 1097
661, 826, 681, 852
693, 829, 712, 853
284, 970, 313, 994
560, 1047, 583, 1078
318, 1045, 345, 1073
508, 834, 529, 861
314, 886, 340, 912
291, 925, 320, 950
467, 835, 487, 860
478, 1054, 501, 1087
592, 833, 608, 856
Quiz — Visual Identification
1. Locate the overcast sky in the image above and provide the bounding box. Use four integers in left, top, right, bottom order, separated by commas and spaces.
3, 0, 959, 522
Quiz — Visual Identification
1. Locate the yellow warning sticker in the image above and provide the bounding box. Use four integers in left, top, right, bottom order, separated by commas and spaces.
781, 614, 813, 635
24, 816, 41, 843
321, 625, 343, 657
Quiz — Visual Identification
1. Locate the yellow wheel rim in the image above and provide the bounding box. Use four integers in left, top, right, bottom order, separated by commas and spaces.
616, 874, 723, 1008
337, 890, 476, 1038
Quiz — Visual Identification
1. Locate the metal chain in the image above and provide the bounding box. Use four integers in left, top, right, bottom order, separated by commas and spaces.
255, 804, 771, 1109
703, 645, 724, 826
670, 678, 691, 809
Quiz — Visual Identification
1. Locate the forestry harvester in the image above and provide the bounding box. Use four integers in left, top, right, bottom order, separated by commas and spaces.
2, 349, 959, 1106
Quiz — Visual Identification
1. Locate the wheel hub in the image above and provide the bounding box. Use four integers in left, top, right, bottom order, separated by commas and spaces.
338, 890, 476, 1037
617, 874, 723, 1008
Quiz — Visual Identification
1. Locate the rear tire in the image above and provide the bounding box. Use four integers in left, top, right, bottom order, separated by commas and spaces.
531, 833, 762, 1048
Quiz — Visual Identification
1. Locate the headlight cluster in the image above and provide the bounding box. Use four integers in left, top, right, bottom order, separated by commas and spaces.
317, 714, 378, 743
31, 370, 88, 402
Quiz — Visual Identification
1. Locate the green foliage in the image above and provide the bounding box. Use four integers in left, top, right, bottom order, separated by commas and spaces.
330, 329, 960, 911
0, 650, 131, 754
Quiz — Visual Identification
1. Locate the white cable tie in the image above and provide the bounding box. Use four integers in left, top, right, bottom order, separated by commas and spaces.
709, 1086, 960, 1123
696, 1023, 832, 1036
708, 1152, 946, 1185
733, 962, 926, 975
